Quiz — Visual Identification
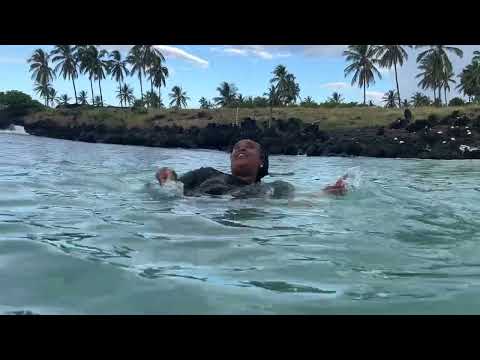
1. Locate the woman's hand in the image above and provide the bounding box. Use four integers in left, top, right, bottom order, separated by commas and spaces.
156, 167, 177, 185
323, 175, 348, 196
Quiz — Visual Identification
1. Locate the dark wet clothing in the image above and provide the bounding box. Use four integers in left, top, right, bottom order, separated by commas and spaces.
178, 167, 294, 198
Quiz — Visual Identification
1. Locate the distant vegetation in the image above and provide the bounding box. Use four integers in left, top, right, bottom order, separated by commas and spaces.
0, 90, 44, 114
18, 44, 480, 115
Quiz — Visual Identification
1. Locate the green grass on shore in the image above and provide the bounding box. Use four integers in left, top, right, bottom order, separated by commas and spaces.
25, 105, 480, 131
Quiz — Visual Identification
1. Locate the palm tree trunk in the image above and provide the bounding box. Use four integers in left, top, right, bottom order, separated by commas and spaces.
433, 87, 436, 104
89, 78, 95, 106
394, 60, 401, 108
139, 74, 144, 102
98, 79, 103, 106
158, 87, 161, 107
363, 80, 366, 105
445, 87, 447, 106
72, 78, 78, 104
438, 85, 442, 105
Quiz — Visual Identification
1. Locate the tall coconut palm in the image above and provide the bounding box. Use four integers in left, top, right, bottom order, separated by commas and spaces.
144, 45, 165, 93
457, 61, 480, 102
92, 49, 109, 106
50, 45, 79, 104
148, 56, 169, 102
77, 45, 98, 106
127, 45, 147, 101
28, 49, 56, 105
382, 90, 398, 108
441, 67, 456, 105
416, 45, 463, 103
108, 50, 129, 90
284, 73, 300, 105
78, 90, 88, 105
375, 45, 411, 107
343, 45, 382, 105
213, 82, 238, 107
416, 52, 442, 102
270, 65, 290, 105
169, 86, 189, 109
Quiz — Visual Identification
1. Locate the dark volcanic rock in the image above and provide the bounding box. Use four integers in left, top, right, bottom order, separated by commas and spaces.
22, 110, 480, 159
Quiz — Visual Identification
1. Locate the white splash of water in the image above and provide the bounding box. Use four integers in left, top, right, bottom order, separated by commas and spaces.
0, 125, 29, 135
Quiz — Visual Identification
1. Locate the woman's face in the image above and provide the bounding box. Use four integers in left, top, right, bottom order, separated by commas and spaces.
230, 139, 263, 177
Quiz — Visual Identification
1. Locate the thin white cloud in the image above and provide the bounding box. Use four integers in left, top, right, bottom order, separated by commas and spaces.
0, 56, 25, 64
224, 48, 249, 56
212, 45, 290, 60
211, 45, 347, 60
99, 45, 209, 68
320, 82, 351, 90
154, 45, 208, 68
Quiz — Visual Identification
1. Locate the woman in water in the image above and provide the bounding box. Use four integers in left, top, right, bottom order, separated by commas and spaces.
156, 139, 347, 198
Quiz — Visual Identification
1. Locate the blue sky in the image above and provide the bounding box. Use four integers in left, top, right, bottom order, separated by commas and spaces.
1, 45, 478, 107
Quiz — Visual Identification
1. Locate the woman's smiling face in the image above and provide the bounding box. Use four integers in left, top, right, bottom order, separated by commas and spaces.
230, 139, 263, 180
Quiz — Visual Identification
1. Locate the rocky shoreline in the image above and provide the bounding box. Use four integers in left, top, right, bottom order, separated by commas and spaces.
15, 110, 480, 159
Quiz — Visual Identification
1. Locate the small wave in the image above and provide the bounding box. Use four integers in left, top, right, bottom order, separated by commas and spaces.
245, 280, 336, 294
0, 125, 29, 135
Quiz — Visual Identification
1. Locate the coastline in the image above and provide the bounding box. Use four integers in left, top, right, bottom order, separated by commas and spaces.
5, 106, 480, 159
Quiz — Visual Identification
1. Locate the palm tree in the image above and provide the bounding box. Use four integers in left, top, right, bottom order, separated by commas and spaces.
77, 45, 98, 106
78, 90, 88, 105
375, 45, 411, 107
416, 45, 463, 104
264, 85, 279, 127
149, 56, 169, 102
127, 45, 147, 101
50, 45, 79, 104
270, 65, 290, 105
199, 97, 212, 109
328, 91, 344, 104
214, 82, 238, 107
402, 99, 409, 107
300, 96, 316, 107
116, 83, 135, 108
284, 73, 300, 105
28, 49, 56, 106
56, 94, 71, 106
441, 66, 456, 105
144, 45, 165, 93
169, 86, 189, 109
33, 81, 53, 107
94, 96, 102, 107
108, 50, 129, 91
91, 49, 109, 106
49, 88, 58, 107
382, 90, 398, 108
410, 92, 431, 107
473, 50, 480, 64
144, 90, 161, 108
416, 52, 442, 102
343, 45, 382, 105
457, 61, 480, 102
